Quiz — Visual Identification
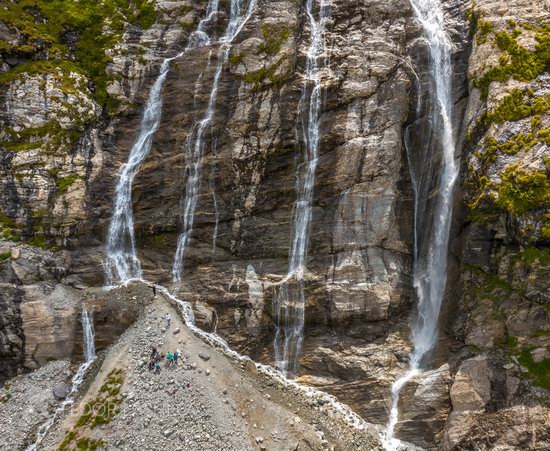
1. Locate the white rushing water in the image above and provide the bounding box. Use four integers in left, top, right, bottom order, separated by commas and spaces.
172, 0, 258, 288
104, 59, 171, 285
27, 309, 96, 451
273, 0, 329, 377
104, 0, 221, 286
384, 0, 458, 449
82, 307, 96, 362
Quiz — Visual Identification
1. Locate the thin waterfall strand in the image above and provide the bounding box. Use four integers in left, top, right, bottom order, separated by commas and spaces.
384, 0, 458, 448
104, 59, 171, 285
26, 309, 96, 451
104, 0, 220, 285
82, 308, 96, 362
172, 0, 257, 288
273, 0, 329, 377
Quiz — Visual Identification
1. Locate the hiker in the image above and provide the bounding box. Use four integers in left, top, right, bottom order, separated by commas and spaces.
154, 362, 161, 374
164, 312, 171, 328
150, 347, 157, 360
153, 285, 157, 297
166, 351, 173, 367
173, 350, 179, 366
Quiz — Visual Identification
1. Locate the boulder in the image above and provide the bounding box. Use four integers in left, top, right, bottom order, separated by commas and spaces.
450, 356, 491, 413
52, 383, 71, 400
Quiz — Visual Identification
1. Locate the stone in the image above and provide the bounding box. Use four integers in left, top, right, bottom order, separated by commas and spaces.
198, 352, 211, 362
450, 356, 491, 413
531, 347, 550, 363
52, 383, 71, 400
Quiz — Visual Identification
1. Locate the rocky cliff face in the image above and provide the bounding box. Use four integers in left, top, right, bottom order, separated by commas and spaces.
442, 0, 550, 448
0, 0, 549, 449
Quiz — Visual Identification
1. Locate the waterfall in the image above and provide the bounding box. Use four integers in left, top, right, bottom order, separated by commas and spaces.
384, 0, 458, 448
171, 0, 258, 288
273, 0, 329, 377
104, 1, 221, 285
104, 59, 171, 285
82, 308, 96, 362
26, 309, 97, 451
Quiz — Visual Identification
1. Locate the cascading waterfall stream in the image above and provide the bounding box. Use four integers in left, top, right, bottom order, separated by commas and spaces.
104, 0, 221, 285
82, 307, 96, 362
273, 0, 329, 377
172, 0, 258, 288
26, 309, 96, 451
384, 0, 458, 448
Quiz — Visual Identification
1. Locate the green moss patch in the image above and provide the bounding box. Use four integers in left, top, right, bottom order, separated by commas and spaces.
241, 58, 291, 90
0, 0, 158, 107
485, 90, 550, 125
1, 119, 83, 155
472, 20, 550, 100
0, 252, 11, 261
0, 384, 12, 403
518, 348, 550, 391
462, 262, 515, 301
56, 175, 80, 194
512, 246, 550, 265
59, 368, 124, 450
258, 23, 291, 55
0, 211, 21, 242
494, 165, 550, 216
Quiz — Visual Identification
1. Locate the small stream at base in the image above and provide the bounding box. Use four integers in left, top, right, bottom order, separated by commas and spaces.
26, 309, 96, 451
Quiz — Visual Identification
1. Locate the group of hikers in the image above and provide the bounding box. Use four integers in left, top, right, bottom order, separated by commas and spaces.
148, 346, 182, 374
145, 311, 179, 374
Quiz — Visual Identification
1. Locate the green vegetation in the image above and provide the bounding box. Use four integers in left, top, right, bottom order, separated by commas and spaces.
56, 175, 80, 194
0, 252, 11, 261
506, 335, 519, 347
0, 384, 12, 403
501, 331, 550, 392
0, 0, 158, 106
466, 109, 550, 225
228, 51, 244, 65
471, 21, 550, 100
0, 211, 21, 242
74, 368, 124, 429
512, 246, 550, 265
258, 23, 291, 55
485, 90, 550, 125
518, 348, 550, 391
462, 262, 515, 301
28, 235, 47, 248
475, 19, 494, 45
59, 430, 104, 451
1, 118, 83, 155
494, 165, 550, 216
59, 369, 124, 450
242, 59, 291, 90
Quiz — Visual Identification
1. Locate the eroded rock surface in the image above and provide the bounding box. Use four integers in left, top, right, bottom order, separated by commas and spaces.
0, 0, 549, 449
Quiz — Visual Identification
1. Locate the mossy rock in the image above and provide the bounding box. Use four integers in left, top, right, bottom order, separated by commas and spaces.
0, 0, 159, 107
471, 19, 550, 100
